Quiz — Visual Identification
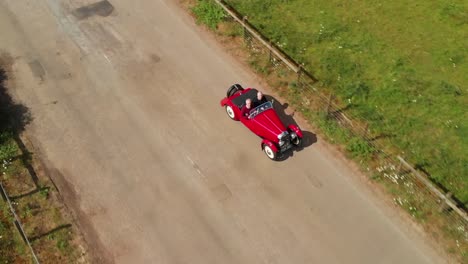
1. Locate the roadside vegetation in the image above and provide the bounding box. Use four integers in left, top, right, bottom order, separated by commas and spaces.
224, 0, 468, 207
185, 0, 467, 262
187, 0, 468, 213
0, 55, 87, 263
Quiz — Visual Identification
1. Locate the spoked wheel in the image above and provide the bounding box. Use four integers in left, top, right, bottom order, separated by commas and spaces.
263, 144, 277, 160
225, 105, 236, 120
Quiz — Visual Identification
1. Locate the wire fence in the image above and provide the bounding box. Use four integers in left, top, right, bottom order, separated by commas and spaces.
212, 0, 467, 258
0, 181, 40, 264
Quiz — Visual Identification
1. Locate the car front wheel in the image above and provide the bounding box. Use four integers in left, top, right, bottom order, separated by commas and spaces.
263, 144, 277, 160
292, 136, 302, 147
225, 105, 236, 120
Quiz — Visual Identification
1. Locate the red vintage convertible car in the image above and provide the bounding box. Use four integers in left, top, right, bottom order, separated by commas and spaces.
220, 84, 303, 160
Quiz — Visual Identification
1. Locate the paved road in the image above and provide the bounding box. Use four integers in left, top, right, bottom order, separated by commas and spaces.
0, 0, 446, 263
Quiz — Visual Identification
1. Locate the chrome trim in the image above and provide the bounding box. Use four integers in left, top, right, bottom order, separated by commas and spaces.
278, 131, 290, 150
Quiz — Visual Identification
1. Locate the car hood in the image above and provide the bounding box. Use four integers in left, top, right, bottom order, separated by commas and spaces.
251, 109, 286, 138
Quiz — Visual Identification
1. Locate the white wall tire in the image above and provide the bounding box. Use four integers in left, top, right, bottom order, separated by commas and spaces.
225, 105, 235, 120
263, 145, 277, 160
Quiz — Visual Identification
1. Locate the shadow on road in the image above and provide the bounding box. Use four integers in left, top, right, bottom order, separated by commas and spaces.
1, 56, 36, 190
0, 57, 31, 134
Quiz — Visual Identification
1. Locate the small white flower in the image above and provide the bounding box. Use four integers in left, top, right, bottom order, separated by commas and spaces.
397, 197, 403, 205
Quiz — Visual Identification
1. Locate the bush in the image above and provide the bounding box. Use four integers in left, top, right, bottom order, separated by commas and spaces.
346, 137, 375, 160
191, 0, 226, 30
0, 132, 17, 162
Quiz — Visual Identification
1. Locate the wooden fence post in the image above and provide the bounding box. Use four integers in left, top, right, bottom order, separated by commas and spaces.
326, 93, 333, 117
363, 124, 369, 139
297, 65, 302, 86
269, 40, 273, 64
242, 16, 248, 40
439, 192, 453, 213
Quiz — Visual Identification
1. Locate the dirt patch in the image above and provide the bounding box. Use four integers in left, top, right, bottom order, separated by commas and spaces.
42, 164, 114, 264
45, 164, 114, 264
27, 59, 46, 82
72, 0, 114, 20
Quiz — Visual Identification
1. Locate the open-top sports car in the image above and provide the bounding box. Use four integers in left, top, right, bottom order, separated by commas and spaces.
220, 84, 303, 160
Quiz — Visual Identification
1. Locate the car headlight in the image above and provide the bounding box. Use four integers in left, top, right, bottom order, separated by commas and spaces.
290, 131, 297, 138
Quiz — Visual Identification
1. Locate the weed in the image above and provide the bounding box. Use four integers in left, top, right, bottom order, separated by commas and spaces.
0, 200, 31, 262
21, 203, 33, 219
346, 137, 375, 160
191, 0, 226, 30
57, 237, 69, 253
220, 22, 243, 37
0, 135, 18, 162
39, 187, 50, 200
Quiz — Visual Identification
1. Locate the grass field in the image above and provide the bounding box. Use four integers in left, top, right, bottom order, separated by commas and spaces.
220, 0, 468, 203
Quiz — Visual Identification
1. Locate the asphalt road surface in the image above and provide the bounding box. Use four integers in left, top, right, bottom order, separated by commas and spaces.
0, 0, 447, 263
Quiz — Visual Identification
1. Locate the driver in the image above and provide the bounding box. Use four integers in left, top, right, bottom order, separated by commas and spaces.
241, 98, 253, 118
254, 91, 268, 107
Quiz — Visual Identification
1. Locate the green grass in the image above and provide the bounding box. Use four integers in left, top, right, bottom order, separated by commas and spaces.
0, 200, 31, 262
1, 138, 81, 263
0, 132, 18, 162
191, 0, 226, 29
223, 0, 468, 203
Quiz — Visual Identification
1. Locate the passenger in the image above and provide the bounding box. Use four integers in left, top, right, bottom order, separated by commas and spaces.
241, 98, 253, 118
254, 91, 268, 107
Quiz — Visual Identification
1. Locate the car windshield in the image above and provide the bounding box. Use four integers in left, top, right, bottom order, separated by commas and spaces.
248, 101, 273, 119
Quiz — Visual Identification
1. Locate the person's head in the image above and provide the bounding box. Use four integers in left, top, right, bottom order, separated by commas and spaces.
245, 98, 252, 109
257, 91, 264, 100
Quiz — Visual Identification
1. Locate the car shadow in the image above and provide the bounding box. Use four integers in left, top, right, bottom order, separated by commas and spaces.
263, 94, 318, 162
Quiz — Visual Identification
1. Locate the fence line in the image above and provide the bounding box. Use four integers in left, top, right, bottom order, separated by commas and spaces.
397, 156, 468, 222
0, 182, 40, 264
212, 0, 468, 227
213, 0, 300, 73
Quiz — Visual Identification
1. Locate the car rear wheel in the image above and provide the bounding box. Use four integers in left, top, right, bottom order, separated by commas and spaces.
225, 105, 236, 120
227, 84, 243, 97
263, 144, 277, 160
